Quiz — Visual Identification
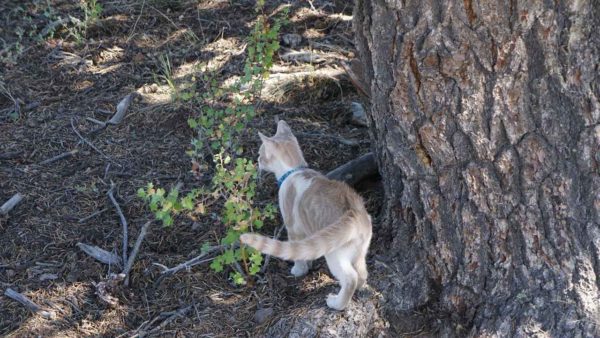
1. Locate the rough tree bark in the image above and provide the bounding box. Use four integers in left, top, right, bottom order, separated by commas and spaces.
354, 0, 599, 336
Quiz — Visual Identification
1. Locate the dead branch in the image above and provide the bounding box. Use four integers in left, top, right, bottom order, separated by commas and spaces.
0, 150, 23, 160
93, 273, 125, 307
4, 288, 56, 319
76, 242, 122, 266
133, 304, 193, 338
38, 149, 79, 165
326, 152, 379, 186
280, 50, 325, 64
155, 248, 217, 277
107, 182, 128, 266
78, 208, 108, 223
0, 193, 23, 215
89, 93, 137, 134
123, 220, 153, 286
70, 117, 112, 162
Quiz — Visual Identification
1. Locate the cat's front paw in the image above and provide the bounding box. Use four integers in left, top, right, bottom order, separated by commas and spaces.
326, 294, 346, 311
290, 263, 308, 277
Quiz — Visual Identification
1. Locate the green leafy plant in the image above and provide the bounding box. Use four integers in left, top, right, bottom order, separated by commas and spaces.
137, 183, 200, 227
67, 0, 103, 44
139, 1, 287, 285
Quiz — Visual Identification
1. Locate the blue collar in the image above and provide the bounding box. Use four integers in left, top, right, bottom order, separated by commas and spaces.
277, 167, 306, 188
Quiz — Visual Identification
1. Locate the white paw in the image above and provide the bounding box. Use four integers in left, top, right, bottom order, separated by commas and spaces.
291, 264, 308, 277
326, 294, 346, 311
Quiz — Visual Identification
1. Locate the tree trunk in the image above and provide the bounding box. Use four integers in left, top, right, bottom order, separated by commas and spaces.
354, 0, 599, 336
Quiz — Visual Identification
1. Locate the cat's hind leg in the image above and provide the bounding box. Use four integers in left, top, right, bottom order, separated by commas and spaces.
325, 250, 358, 310
288, 230, 311, 277
353, 255, 368, 289
353, 240, 370, 289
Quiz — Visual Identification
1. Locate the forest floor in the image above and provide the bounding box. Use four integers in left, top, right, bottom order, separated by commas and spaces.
0, 0, 390, 336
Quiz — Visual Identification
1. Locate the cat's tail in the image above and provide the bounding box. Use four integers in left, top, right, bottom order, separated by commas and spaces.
240, 210, 362, 261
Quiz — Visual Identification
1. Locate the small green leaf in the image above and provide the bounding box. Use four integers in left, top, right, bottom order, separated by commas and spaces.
231, 271, 246, 285
201, 242, 211, 253
210, 257, 224, 272
181, 195, 194, 210
187, 118, 198, 129
223, 249, 235, 264
221, 230, 240, 245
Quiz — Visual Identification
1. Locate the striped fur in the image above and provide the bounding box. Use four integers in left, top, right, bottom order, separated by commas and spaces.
244, 120, 373, 310
240, 210, 358, 261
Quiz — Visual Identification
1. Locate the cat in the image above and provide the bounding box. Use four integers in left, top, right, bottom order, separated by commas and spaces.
240, 120, 372, 310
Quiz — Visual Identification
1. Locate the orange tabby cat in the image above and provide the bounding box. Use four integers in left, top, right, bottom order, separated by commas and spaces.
240, 120, 372, 310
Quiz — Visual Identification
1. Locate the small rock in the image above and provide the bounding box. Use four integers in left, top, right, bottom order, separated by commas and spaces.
351, 102, 368, 127
254, 307, 274, 324
282, 33, 302, 48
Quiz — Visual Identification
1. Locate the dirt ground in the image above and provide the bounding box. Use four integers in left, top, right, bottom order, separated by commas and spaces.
0, 0, 386, 336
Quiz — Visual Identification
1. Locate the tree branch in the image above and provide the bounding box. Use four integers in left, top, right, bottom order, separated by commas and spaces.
326, 152, 379, 186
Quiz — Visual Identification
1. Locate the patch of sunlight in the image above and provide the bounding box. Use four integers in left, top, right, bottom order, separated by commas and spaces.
199, 37, 242, 72
208, 291, 245, 306
91, 62, 124, 75
196, 0, 229, 11
159, 28, 201, 48
173, 60, 204, 80
290, 7, 352, 24
71, 79, 94, 91
133, 33, 159, 49
303, 28, 325, 39
7, 282, 129, 337
136, 83, 173, 105
328, 13, 353, 22
98, 46, 125, 64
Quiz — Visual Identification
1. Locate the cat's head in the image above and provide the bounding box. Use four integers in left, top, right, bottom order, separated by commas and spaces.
257, 120, 307, 174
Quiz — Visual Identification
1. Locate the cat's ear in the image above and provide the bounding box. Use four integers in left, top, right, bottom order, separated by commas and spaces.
276, 120, 292, 136
258, 131, 271, 143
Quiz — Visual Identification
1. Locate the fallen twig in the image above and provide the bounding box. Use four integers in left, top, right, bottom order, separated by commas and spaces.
76, 242, 122, 266
155, 248, 220, 277
0, 193, 23, 215
38, 149, 79, 165
107, 182, 128, 266
89, 93, 137, 134
78, 208, 108, 223
153, 244, 229, 286
280, 49, 325, 64
4, 288, 56, 319
134, 304, 193, 338
0, 150, 23, 160
123, 220, 153, 286
70, 117, 112, 162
